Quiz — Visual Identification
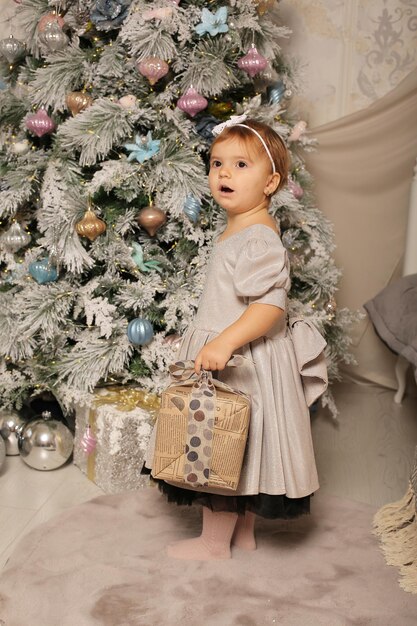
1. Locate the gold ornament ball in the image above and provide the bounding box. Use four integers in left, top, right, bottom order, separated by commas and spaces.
208, 101, 234, 119
255, 0, 275, 16
66, 91, 93, 116
75, 208, 106, 242
136, 205, 167, 237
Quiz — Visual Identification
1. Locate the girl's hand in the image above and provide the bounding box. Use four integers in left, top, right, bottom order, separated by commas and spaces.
194, 337, 234, 374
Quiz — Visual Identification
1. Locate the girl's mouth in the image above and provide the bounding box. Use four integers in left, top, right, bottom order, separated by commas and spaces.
220, 185, 234, 193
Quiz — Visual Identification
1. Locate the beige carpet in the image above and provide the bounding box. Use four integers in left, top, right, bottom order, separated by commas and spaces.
0, 487, 416, 626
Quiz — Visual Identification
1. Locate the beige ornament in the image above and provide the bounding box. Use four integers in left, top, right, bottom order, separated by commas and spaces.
136, 205, 167, 237
75, 208, 106, 242
66, 91, 93, 116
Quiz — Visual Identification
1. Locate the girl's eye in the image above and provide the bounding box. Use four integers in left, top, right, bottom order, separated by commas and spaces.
237, 161, 247, 168
211, 160, 221, 168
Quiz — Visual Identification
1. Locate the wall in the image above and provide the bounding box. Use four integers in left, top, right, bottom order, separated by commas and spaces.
279, 0, 417, 127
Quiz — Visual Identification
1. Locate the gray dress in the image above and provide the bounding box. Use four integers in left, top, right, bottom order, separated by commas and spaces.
146, 223, 328, 501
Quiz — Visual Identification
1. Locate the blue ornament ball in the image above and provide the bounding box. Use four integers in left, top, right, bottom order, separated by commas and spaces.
28, 258, 58, 284
267, 80, 286, 105
127, 318, 154, 346
183, 195, 201, 224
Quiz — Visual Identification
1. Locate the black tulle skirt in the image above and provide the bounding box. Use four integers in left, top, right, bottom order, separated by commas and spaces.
142, 468, 311, 519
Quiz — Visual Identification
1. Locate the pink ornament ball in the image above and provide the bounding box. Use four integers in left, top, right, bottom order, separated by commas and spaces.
177, 87, 208, 117
137, 57, 169, 86
25, 109, 56, 137
237, 44, 268, 78
80, 426, 97, 455
37, 13, 65, 33
288, 121, 307, 142
288, 178, 304, 200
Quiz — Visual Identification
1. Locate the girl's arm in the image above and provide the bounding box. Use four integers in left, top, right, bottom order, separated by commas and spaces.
194, 303, 285, 373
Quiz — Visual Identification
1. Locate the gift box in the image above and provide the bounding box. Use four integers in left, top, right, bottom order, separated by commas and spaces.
151, 359, 251, 492
74, 387, 159, 494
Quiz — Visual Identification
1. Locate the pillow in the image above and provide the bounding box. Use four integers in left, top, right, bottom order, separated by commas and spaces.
363, 274, 417, 368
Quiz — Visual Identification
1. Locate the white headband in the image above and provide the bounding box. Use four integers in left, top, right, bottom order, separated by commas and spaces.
211, 114, 276, 174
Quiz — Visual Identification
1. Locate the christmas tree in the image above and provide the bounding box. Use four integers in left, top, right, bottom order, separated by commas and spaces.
0, 0, 356, 417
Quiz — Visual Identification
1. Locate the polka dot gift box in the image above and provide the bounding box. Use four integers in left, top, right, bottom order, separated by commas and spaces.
150, 357, 251, 492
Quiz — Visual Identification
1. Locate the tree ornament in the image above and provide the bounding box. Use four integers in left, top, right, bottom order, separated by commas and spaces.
25, 108, 56, 137
127, 318, 154, 346
136, 205, 167, 236
124, 131, 161, 163
18, 411, 74, 471
255, 0, 275, 16
177, 87, 208, 117
131, 242, 162, 273
163, 333, 182, 348
28, 258, 58, 284
287, 177, 304, 200
237, 44, 268, 78
281, 228, 302, 251
37, 13, 65, 33
183, 195, 201, 224
267, 80, 286, 105
80, 425, 97, 454
0, 437, 5, 470
207, 100, 234, 119
137, 57, 169, 85
288, 121, 307, 142
143, 7, 174, 21
38, 21, 69, 52
90, 0, 132, 32
66, 91, 93, 116
11, 138, 30, 155
194, 114, 221, 140
0, 35, 25, 64
118, 94, 137, 109
0, 409, 26, 456
195, 7, 229, 37
75, 207, 107, 241
1, 221, 31, 252
325, 297, 337, 318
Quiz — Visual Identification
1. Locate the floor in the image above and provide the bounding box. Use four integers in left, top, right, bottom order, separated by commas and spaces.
1, 380, 416, 573
0, 456, 103, 571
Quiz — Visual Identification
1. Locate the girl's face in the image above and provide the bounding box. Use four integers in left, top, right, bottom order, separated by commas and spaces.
209, 136, 278, 216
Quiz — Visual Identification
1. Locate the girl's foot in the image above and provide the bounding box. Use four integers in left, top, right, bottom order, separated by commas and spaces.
167, 507, 238, 561
232, 511, 257, 551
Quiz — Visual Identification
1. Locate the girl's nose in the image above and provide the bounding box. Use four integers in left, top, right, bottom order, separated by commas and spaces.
219, 165, 230, 177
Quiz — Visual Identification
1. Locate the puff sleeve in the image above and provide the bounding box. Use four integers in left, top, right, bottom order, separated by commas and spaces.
233, 237, 291, 310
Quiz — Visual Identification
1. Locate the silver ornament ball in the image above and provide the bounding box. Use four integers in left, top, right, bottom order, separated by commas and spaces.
0, 35, 25, 64
0, 437, 5, 471
18, 411, 73, 470
0, 409, 26, 455
38, 22, 69, 52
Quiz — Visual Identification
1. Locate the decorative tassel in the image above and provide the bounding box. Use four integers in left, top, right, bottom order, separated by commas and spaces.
373, 483, 417, 594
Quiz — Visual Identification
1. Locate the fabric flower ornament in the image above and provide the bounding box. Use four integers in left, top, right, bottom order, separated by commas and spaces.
195, 7, 229, 37
131, 242, 162, 273
124, 131, 161, 163
90, 0, 132, 32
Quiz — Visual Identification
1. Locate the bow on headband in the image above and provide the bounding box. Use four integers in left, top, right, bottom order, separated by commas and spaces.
211, 114, 248, 136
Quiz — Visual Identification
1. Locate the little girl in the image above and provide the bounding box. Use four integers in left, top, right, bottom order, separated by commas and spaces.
144, 115, 327, 560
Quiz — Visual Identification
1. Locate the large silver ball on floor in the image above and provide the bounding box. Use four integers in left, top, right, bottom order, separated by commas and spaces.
18, 411, 73, 471
0, 410, 26, 455
0, 436, 6, 470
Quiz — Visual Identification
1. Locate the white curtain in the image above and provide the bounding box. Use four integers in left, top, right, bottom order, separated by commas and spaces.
304, 70, 417, 388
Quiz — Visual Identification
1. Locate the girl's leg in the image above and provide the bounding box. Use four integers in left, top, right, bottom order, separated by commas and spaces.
232, 511, 257, 550
167, 506, 238, 560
